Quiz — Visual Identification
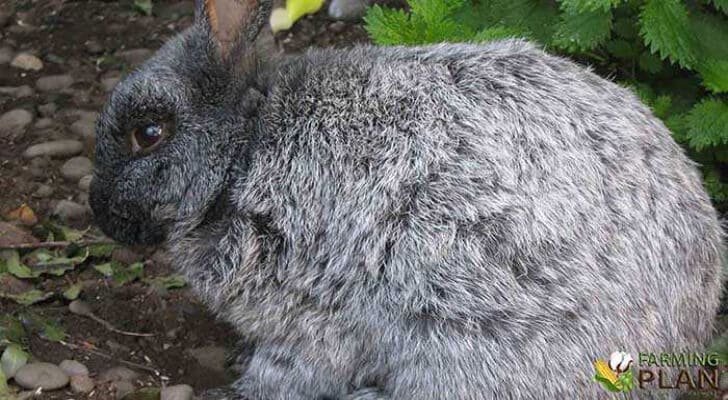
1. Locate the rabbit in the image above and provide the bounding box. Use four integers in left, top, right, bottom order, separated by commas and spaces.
89, 0, 725, 398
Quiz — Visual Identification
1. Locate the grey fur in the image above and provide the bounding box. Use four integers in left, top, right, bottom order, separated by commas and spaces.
90, 6, 724, 400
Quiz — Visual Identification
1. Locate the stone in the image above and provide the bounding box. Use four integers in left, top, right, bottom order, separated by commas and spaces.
0, 85, 33, 98
0, 274, 33, 295
78, 175, 93, 192
35, 74, 74, 92
328, 21, 346, 33
38, 102, 57, 117
13, 362, 69, 390
0, 221, 38, 247
10, 52, 43, 71
33, 118, 53, 129
0, 47, 13, 64
101, 76, 121, 92
327, 0, 369, 20
14, 85, 34, 98
23, 140, 83, 159
60, 156, 93, 181
0, 108, 33, 139
115, 48, 153, 66
70, 374, 95, 393
32, 184, 54, 198
84, 40, 104, 55
52, 200, 88, 221
111, 247, 144, 265
59, 359, 89, 377
161, 384, 194, 400
70, 118, 95, 140
186, 346, 227, 372
112, 380, 135, 399
98, 366, 139, 383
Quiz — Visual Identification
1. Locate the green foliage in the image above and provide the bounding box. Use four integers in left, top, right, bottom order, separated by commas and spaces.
365, 0, 728, 210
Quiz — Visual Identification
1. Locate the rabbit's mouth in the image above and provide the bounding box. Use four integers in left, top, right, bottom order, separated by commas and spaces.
89, 179, 168, 245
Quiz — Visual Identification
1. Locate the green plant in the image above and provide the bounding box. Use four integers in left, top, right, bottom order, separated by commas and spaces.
365, 0, 728, 210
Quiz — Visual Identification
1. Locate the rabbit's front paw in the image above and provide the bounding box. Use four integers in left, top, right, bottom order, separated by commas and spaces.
344, 388, 389, 400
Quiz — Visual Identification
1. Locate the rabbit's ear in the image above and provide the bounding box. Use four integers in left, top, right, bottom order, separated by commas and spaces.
195, 0, 272, 61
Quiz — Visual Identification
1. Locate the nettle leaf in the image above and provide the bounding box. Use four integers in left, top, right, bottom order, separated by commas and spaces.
1, 290, 53, 306
22, 313, 67, 342
62, 283, 83, 300
145, 275, 187, 291
638, 51, 663, 73
605, 39, 637, 59
86, 243, 118, 258
93, 262, 114, 277
1, 344, 28, 379
471, 26, 522, 43
113, 262, 144, 285
685, 99, 728, 151
489, 0, 560, 43
711, 0, 728, 14
651, 95, 672, 120
0, 316, 26, 346
703, 169, 728, 202
4, 252, 37, 279
639, 0, 697, 68
699, 60, 728, 93
552, 7, 612, 51
559, 0, 620, 13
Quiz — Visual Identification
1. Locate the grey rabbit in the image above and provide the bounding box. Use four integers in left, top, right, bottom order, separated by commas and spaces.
89, 0, 725, 398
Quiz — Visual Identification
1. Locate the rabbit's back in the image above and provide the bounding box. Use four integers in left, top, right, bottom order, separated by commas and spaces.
188, 40, 723, 399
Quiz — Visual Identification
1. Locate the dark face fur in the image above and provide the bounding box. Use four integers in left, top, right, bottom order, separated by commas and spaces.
90, 7, 267, 245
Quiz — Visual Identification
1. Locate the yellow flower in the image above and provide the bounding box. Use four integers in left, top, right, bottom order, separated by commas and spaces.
270, 0, 325, 33
594, 359, 619, 385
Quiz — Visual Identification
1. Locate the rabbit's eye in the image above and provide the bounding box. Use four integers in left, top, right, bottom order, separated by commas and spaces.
131, 123, 165, 153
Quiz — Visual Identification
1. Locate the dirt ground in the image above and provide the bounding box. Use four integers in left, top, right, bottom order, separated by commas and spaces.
0, 0, 369, 398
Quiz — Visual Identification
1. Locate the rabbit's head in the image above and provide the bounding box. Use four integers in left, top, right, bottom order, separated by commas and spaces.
90, 0, 272, 245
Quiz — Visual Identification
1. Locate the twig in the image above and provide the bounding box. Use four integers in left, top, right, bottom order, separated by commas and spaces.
0, 239, 116, 250
60, 340, 160, 374
69, 300, 155, 337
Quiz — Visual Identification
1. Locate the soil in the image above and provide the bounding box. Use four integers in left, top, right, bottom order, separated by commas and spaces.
0, 0, 372, 398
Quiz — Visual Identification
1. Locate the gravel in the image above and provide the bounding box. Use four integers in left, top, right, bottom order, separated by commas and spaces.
23, 140, 84, 159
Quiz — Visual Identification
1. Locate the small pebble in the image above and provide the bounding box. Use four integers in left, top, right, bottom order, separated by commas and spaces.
60, 156, 93, 181
84, 40, 104, 54
70, 118, 96, 140
0, 108, 33, 139
32, 184, 54, 198
59, 359, 89, 377
10, 52, 43, 71
112, 247, 144, 265
98, 366, 139, 383
35, 74, 74, 92
78, 175, 93, 191
112, 380, 135, 400
115, 48, 153, 66
38, 102, 57, 117
161, 384, 194, 400
33, 118, 53, 129
52, 200, 88, 221
0, 47, 12, 64
23, 140, 83, 159
70, 374, 95, 393
13, 362, 69, 390
101, 76, 121, 92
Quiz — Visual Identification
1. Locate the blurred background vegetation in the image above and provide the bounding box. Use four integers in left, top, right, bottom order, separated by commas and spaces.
364, 0, 728, 212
